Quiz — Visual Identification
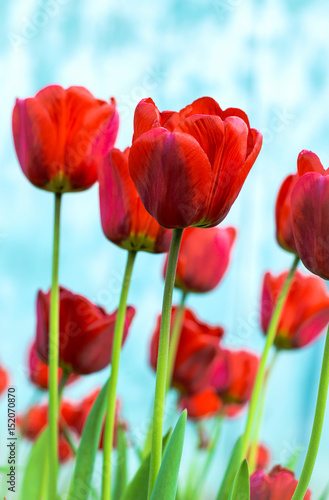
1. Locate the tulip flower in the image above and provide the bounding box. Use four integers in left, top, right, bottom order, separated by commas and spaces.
12, 85, 118, 193
275, 173, 300, 254
99, 147, 172, 253
35, 287, 135, 375
291, 150, 329, 280
150, 306, 224, 394
71, 389, 125, 449
248, 443, 271, 470
18, 400, 80, 462
261, 270, 329, 349
129, 97, 262, 229
0, 364, 9, 396
250, 466, 311, 500
28, 341, 78, 390
163, 226, 237, 294
180, 349, 259, 419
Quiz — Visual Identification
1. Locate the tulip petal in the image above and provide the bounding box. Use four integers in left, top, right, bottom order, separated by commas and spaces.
297, 149, 326, 176
175, 115, 225, 169
133, 98, 161, 140
179, 96, 223, 118
180, 389, 222, 419
129, 128, 212, 228
291, 172, 329, 279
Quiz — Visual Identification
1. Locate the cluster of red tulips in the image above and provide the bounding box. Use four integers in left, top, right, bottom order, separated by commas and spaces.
3, 84, 329, 500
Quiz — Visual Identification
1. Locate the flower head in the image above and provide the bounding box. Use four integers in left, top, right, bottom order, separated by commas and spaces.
36, 287, 135, 374
261, 270, 329, 349
163, 226, 236, 293
250, 465, 311, 500
291, 150, 329, 279
12, 85, 118, 193
0, 364, 9, 397
275, 173, 300, 254
99, 147, 172, 253
129, 97, 262, 228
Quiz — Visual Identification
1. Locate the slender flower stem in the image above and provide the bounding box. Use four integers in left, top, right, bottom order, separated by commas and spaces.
48, 192, 62, 500
248, 351, 278, 473
292, 326, 329, 500
241, 255, 299, 462
147, 228, 184, 499
166, 291, 187, 391
101, 250, 136, 500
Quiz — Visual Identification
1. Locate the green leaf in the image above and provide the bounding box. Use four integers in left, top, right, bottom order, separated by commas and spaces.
228, 459, 250, 500
122, 430, 172, 500
113, 425, 128, 500
216, 435, 243, 500
21, 429, 48, 500
150, 410, 187, 500
67, 379, 109, 500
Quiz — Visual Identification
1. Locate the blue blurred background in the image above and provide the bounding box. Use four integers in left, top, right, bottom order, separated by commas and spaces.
1, 0, 329, 497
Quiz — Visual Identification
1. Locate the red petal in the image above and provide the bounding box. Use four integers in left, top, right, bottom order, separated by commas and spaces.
129, 128, 212, 228
291, 172, 329, 279
297, 150, 326, 176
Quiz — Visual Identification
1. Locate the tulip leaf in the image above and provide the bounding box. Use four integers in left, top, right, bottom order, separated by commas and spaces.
216, 435, 243, 500
150, 410, 187, 500
228, 459, 250, 500
113, 425, 128, 500
67, 379, 109, 500
121, 430, 172, 500
21, 429, 48, 500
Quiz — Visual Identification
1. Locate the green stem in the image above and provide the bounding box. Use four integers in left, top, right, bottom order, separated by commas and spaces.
147, 228, 184, 499
48, 192, 62, 500
101, 250, 136, 500
292, 326, 329, 500
248, 351, 278, 473
195, 417, 223, 496
241, 255, 299, 462
166, 291, 187, 391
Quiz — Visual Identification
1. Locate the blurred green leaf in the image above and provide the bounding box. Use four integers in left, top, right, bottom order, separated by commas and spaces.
150, 410, 187, 500
21, 429, 48, 500
122, 430, 172, 500
216, 435, 243, 500
228, 459, 250, 500
67, 379, 109, 500
113, 425, 128, 500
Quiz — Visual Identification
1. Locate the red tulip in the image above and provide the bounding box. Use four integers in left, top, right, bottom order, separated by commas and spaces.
250, 465, 311, 500
275, 173, 299, 254
261, 270, 329, 349
150, 306, 224, 394
71, 389, 125, 449
291, 150, 329, 279
28, 341, 78, 390
129, 97, 262, 229
18, 400, 80, 462
36, 287, 135, 374
248, 443, 271, 470
99, 147, 172, 253
180, 349, 259, 419
163, 226, 237, 293
12, 85, 118, 193
0, 364, 9, 396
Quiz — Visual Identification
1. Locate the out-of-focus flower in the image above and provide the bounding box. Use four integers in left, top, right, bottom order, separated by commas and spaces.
250, 465, 311, 500
0, 364, 9, 396
248, 443, 271, 470
28, 341, 78, 390
36, 287, 135, 375
261, 270, 329, 349
180, 349, 259, 419
291, 150, 329, 280
275, 173, 299, 254
163, 226, 236, 293
12, 85, 118, 193
18, 400, 80, 462
150, 306, 224, 394
129, 97, 262, 229
71, 389, 125, 449
99, 147, 172, 253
